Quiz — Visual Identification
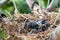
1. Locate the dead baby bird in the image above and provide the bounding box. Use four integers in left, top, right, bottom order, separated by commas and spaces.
23, 19, 50, 34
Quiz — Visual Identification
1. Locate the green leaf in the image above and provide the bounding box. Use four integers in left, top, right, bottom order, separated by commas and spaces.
0, 28, 8, 39
38, 0, 48, 9
14, 0, 31, 13
50, 0, 59, 8
0, 1, 14, 17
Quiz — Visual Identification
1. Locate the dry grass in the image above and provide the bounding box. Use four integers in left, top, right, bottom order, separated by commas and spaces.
0, 11, 60, 40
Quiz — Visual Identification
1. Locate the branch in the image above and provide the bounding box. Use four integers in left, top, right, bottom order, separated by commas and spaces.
49, 25, 60, 40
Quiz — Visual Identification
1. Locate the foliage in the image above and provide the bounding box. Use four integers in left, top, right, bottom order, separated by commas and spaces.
15, 0, 31, 13
0, 28, 8, 40
0, 0, 31, 17
38, 0, 48, 9
0, 0, 14, 17
38, 0, 60, 9
0, 0, 60, 17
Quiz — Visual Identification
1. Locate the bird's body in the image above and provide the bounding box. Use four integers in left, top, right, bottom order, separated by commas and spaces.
24, 19, 50, 34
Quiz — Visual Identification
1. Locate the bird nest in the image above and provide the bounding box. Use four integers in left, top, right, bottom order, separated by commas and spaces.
0, 12, 60, 40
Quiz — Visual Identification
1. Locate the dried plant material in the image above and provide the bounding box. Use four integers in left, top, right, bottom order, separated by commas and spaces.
48, 25, 60, 40
0, 11, 59, 40
14, 9, 20, 18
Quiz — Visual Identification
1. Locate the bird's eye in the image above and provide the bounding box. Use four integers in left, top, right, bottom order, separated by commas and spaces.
41, 20, 47, 24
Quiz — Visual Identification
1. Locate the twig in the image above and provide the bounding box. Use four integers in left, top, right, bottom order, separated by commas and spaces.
53, 13, 60, 25
12, 0, 17, 10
